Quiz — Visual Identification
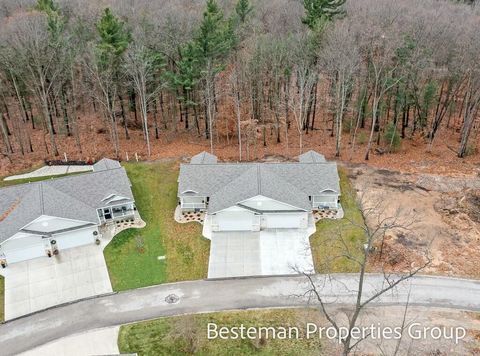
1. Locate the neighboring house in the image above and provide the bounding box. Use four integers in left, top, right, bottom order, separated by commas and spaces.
0, 158, 136, 266
178, 150, 340, 233
177, 151, 341, 278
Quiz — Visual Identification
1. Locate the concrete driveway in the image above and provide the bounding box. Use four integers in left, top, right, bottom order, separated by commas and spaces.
0, 244, 112, 320
208, 229, 314, 278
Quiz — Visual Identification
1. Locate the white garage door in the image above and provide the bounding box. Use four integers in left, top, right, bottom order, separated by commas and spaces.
217, 211, 254, 231
4, 243, 46, 264
264, 213, 305, 229
54, 227, 97, 250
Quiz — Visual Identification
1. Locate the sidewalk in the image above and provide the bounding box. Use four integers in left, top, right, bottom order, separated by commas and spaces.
3, 165, 93, 181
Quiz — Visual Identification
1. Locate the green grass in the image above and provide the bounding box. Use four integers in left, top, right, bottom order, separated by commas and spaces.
0, 275, 4, 322
310, 167, 366, 273
103, 162, 210, 291
118, 309, 324, 356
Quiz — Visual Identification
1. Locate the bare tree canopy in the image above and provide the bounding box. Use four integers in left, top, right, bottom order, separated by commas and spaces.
0, 0, 478, 165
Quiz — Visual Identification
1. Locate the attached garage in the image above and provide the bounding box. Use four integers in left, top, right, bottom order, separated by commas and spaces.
55, 226, 98, 250
2, 242, 46, 264
263, 212, 308, 229
0, 233, 47, 264
0, 219, 99, 264
213, 208, 259, 231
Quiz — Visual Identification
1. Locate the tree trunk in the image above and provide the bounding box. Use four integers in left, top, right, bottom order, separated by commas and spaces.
0, 113, 13, 154
118, 95, 130, 140
152, 100, 159, 139
42, 95, 59, 156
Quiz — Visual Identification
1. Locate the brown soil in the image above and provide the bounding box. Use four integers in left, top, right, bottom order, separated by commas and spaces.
350, 165, 480, 278
1, 111, 479, 177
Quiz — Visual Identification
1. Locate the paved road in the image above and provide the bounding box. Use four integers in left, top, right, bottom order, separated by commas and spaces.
1, 274, 480, 355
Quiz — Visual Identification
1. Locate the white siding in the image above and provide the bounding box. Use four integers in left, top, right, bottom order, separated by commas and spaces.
312, 194, 338, 209
240, 195, 303, 211
180, 196, 206, 210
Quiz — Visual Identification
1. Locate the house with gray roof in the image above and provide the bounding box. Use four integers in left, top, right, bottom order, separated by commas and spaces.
0, 158, 136, 266
177, 151, 341, 278
178, 150, 340, 232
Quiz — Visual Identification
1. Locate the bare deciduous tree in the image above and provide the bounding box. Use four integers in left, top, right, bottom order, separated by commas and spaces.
303, 192, 431, 355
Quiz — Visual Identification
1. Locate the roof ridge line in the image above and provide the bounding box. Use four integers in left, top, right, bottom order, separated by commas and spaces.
257, 164, 261, 195
39, 183, 44, 214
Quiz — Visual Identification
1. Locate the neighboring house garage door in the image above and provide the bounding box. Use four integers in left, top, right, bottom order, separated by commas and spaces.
264, 213, 306, 229
3, 241, 46, 264
217, 211, 255, 231
1, 227, 97, 264
54, 227, 97, 250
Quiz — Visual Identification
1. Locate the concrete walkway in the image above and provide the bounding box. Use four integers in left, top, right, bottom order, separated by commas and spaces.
3, 165, 93, 181
18, 326, 120, 356
1, 274, 479, 355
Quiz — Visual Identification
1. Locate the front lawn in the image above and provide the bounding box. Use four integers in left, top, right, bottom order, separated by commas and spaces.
310, 167, 366, 272
118, 309, 324, 355
103, 162, 210, 291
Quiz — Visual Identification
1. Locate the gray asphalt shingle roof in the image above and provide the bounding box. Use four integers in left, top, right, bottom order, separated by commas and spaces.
190, 151, 218, 164
178, 151, 339, 213
299, 150, 326, 163
93, 158, 122, 171
0, 164, 133, 244
207, 166, 313, 213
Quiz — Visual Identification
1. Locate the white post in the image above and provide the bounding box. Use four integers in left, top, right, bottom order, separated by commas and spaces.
64, 152, 68, 162
126, 152, 129, 161
135, 152, 139, 162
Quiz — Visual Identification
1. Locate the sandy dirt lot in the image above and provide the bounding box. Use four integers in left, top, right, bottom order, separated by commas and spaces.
348, 164, 480, 278
303, 306, 480, 355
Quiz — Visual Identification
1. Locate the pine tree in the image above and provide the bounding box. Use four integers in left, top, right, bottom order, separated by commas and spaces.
35, 0, 64, 41
302, 0, 346, 29
96, 8, 131, 66
235, 0, 252, 23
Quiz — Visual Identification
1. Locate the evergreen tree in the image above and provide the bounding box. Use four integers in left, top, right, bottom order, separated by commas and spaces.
35, 0, 64, 41
195, 0, 234, 65
302, 0, 346, 29
96, 8, 131, 66
235, 0, 252, 23
35, 0, 59, 13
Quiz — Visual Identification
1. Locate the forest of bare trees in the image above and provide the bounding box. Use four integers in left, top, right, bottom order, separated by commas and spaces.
0, 0, 478, 167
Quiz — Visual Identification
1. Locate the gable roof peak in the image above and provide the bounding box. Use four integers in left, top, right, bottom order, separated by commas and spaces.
191, 151, 218, 164
298, 150, 326, 163
93, 158, 121, 172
